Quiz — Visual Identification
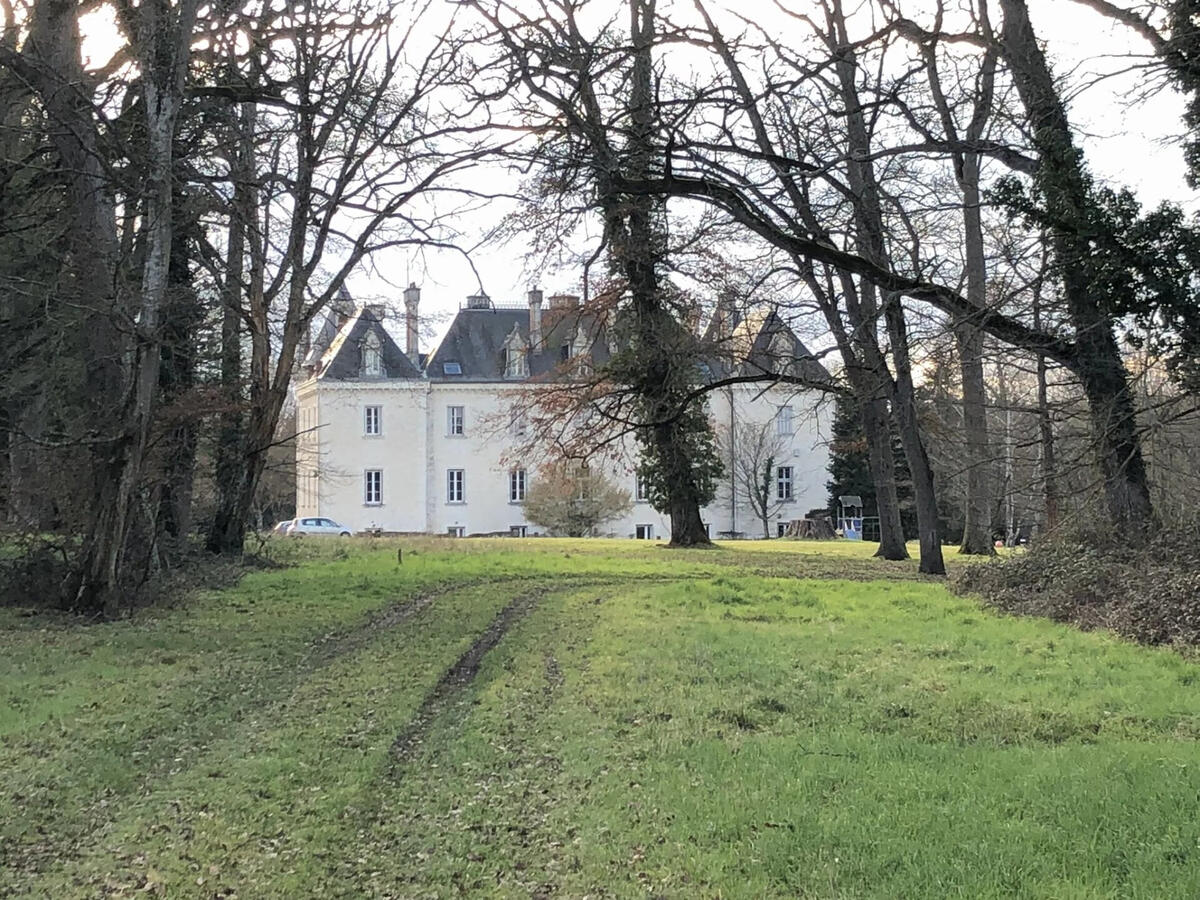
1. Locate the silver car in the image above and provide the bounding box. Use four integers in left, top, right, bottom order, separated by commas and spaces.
285, 516, 353, 537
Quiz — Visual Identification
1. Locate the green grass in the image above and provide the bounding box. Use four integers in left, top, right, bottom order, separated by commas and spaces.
1, 537, 1197, 897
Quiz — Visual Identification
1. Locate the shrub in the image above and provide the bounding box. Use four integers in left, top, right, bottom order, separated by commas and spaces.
952, 522, 1200, 646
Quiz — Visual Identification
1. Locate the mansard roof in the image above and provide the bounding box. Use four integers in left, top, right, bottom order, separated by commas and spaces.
425, 305, 611, 382
704, 308, 832, 388
313, 307, 421, 381
305, 287, 830, 389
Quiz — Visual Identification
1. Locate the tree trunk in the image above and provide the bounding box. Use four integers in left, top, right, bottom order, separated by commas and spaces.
206, 106, 255, 554
956, 168, 995, 555
157, 194, 202, 554
860, 392, 909, 560
1032, 282, 1060, 532
999, 0, 1154, 532
617, 0, 713, 547
832, 7, 942, 572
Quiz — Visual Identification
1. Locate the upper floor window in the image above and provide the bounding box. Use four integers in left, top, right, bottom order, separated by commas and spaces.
510, 408, 528, 438
362, 333, 383, 377
364, 469, 382, 505
364, 405, 382, 436
447, 405, 465, 436
635, 473, 650, 503
776, 465, 794, 501
776, 405, 795, 436
509, 468, 527, 502
505, 347, 528, 377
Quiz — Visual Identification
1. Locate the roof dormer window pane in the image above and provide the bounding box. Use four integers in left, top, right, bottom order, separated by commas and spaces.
505, 348, 528, 377
362, 333, 383, 377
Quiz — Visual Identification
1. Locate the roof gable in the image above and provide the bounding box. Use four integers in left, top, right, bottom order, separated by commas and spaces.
318, 309, 421, 380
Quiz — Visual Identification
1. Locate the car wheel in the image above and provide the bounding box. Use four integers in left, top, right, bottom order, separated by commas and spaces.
340, 531, 351, 537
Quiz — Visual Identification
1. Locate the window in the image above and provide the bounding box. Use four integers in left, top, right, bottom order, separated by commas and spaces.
447, 405, 465, 436
364, 405, 381, 436
447, 468, 465, 503
362, 333, 383, 377
777, 522, 788, 537
504, 347, 528, 377
442, 361, 462, 375
364, 469, 382, 505
509, 468, 527, 502
447, 525, 465, 538
776, 405, 795, 436
635, 524, 654, 540
510, 525, 527, 538
560, 342, 572, 362
776, 465, 794, 501
635, 473, 650, 503
509, 408, 528, 438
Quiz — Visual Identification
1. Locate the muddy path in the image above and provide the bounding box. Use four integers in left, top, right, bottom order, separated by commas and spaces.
388, 590, 541, 768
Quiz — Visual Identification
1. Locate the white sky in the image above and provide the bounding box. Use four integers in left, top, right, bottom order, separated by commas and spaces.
64, 1, 1196, 348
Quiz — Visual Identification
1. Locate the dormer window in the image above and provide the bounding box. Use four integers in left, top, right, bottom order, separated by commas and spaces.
505, 348, 527, 377
362, 332, 383, 377
769, 331, 793, 373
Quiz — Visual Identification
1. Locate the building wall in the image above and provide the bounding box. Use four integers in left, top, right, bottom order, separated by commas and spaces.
296, 376, 829, 538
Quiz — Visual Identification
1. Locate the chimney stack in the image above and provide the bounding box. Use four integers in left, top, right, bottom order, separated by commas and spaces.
332, 284, 355, 329
547, 293, 580, 310
403, 283, 420, 363
528, 287, 543, 350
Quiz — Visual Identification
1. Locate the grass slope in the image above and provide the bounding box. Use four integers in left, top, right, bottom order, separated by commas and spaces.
1, 538, 1197, 898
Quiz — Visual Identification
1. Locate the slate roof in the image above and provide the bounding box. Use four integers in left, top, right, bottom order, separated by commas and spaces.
425, 305, 611, 382
699, 308, 831, 388
309, 294, 830, 388
314, 307, 421, 381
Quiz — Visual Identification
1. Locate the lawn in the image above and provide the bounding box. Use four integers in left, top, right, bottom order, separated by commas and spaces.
2, 537, 1198, 898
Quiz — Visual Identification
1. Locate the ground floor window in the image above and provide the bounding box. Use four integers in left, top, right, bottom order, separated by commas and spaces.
364, 469, 382, 505
447, 468, 465, 503
509, 468, 527, 502
510, 525, 527, 537
777, 521, 788, 537
447, 525, 465, 537
635, 524, 654, 540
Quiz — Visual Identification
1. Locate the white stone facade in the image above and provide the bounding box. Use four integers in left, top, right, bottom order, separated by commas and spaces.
295, 292, 830, 538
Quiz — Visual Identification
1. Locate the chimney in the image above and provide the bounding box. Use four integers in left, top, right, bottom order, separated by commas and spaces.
403, 283, 420, 363
365, 303, 386, 321
713, 292, 737, 341
332, 284, 355, 329
528, 287, 543, 350
547, 293, 580, 310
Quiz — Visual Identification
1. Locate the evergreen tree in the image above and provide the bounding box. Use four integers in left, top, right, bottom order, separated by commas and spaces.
826, 393, 917, 538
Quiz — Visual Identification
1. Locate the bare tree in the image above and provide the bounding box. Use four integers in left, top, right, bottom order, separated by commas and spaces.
721, 418, 787, 538
205, 0, 494, 554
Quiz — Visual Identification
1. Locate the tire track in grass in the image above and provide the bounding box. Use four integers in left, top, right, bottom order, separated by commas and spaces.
0, 580, 512, 888
389, 590, 541, 769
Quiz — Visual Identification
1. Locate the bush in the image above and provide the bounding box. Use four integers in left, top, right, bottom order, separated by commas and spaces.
952, 522, 1200, 646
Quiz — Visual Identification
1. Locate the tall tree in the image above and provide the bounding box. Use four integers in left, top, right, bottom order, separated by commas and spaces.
472, 0, 722, 545
205, 0, 490, 554
995, 0, 1154, 530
